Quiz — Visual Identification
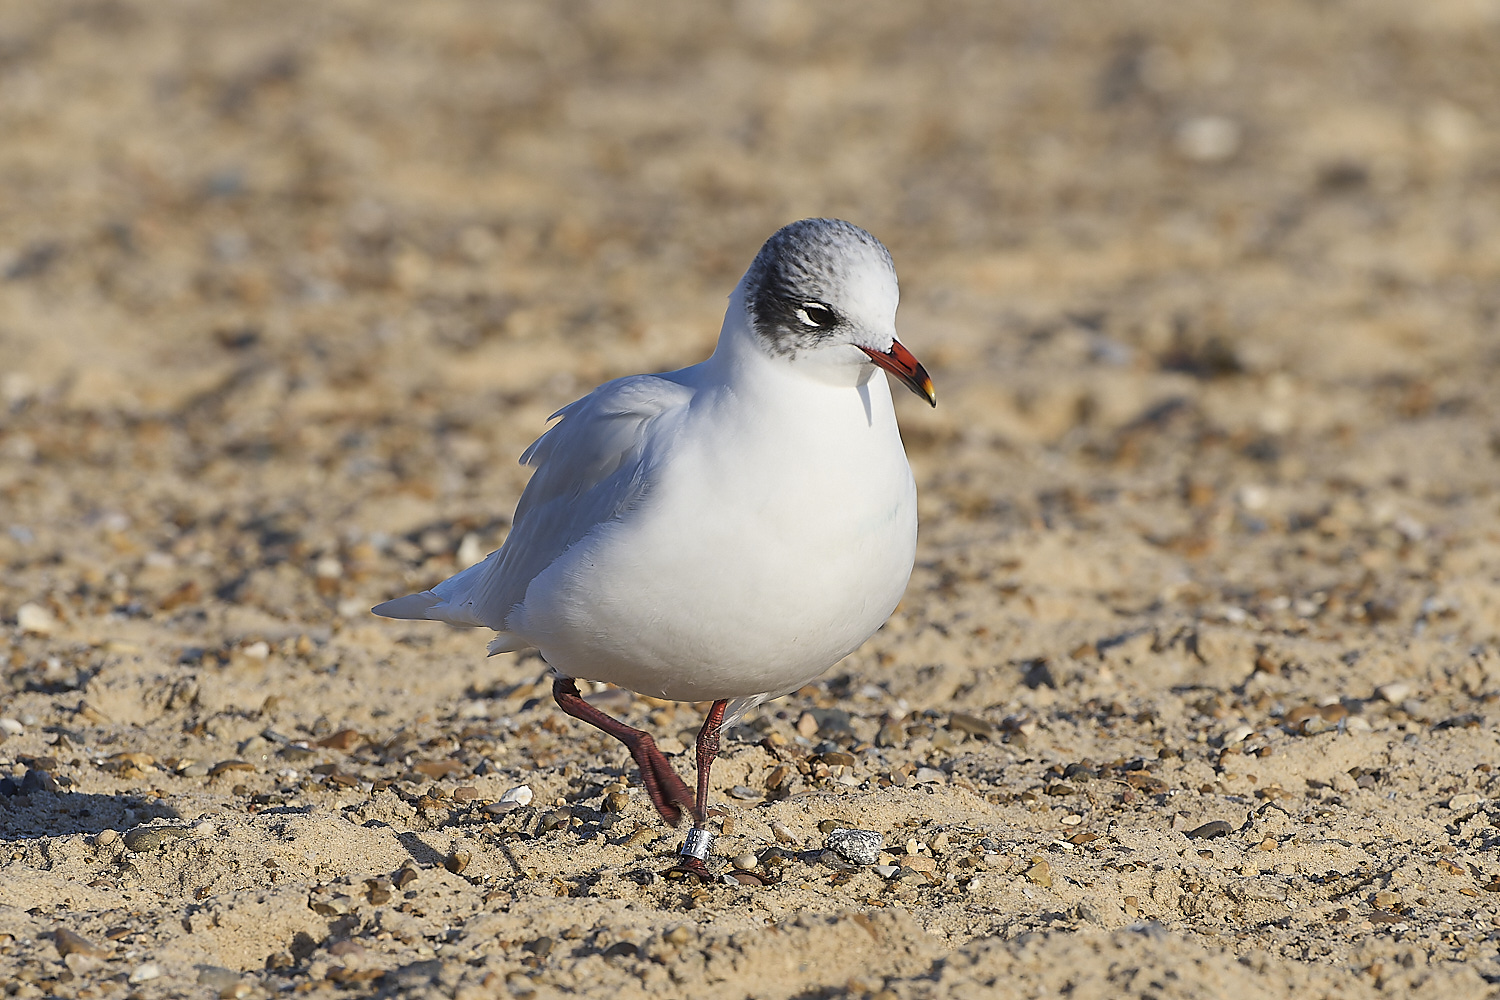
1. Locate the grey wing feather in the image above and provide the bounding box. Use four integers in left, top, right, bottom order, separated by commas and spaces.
373, 374, 692, 634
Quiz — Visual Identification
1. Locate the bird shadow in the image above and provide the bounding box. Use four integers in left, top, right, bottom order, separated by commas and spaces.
0, 786, 180, 839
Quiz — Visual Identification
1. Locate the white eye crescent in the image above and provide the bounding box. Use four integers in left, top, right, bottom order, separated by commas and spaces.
796, 302, 838, 328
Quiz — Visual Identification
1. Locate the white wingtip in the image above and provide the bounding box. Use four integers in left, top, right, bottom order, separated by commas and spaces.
486, 633, 530, 655
371, 593, 443, 620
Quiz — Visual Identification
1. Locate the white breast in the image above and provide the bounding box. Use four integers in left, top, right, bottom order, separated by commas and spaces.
509, 366, 917, 701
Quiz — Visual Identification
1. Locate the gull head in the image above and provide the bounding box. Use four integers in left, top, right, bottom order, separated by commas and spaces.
740, 218, 935, 406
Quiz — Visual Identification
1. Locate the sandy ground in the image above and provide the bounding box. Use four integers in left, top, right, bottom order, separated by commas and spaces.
2, 1, 1500, 997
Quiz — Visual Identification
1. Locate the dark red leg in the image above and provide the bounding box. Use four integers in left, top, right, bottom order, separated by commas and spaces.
693, 699, 729, 827
552, 677, 694, 827
667, 699, 732, 883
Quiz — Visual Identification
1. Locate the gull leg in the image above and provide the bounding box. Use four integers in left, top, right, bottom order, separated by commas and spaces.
551, 677, 694, 827
693, 699, 729, 827
669, 698, 730, 882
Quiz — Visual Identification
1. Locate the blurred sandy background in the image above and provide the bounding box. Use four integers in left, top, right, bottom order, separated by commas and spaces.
2, 1, 1500, 997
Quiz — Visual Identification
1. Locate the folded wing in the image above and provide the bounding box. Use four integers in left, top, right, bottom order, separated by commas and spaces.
372, 374, 693, 649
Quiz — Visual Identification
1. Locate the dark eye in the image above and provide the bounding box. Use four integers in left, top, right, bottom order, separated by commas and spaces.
795, 302, 839, 328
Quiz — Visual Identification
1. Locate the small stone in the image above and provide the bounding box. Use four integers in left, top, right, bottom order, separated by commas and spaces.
197, 966, 242, 992
948, 713, 994, 738
499, 784, 534, 807
876, 723, 904, 747
796, 712, 819, 738
0, 718, 24, 736
872, 865, 900, 879
663, 925, 692, 946
315, 729, 362, 751
53, 928, 108, 958
930, 832, 950, 852
825, 828, 883, 865
1223, 724, 1253, 745
310, 893, 356, 916
123, 826, 191, 853
445, 850, 471, 875
1185, 821, 1232, 840
1174, 115, 1241, 163
128, 963, 162, 984
94, 829, 119, 847
771, 821, 796, 844
1025, 860, 1052, 888
1373, 890, 1401, 909
902, 855, 936, 873
17, 602, 59, 635
208, 760, 254, 777
728, 785, 759, 800
1376, 682, 1412, 703
1449, 793, 1484, 810
393, 867, 418, 888
328, 939, 365, 958
913, 767, 946, 784
732, 852, 758, 871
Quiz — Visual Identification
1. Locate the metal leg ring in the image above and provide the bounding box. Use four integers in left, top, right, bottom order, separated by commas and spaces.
679, 828, 714, 862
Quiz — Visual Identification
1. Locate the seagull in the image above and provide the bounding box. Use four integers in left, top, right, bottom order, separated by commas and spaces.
374, 218, 934, 876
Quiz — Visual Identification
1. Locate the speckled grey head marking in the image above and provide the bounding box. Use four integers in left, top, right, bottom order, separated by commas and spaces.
743, 218, 896, 358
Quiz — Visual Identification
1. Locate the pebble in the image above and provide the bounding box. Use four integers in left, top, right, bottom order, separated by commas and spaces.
732, 852, 758, 871
128, 963, 162, 984
872, 865, 900, 879
53, 928, 109, 958
123, 826, 191, 853
1223, 724, 1254, 745
902, 855, 936, 873
0, 718, 24, 737
499, 784, 534, 807
825, 828, 882, 865
729, 785, 760, 800
16, 602, 59, 636
1185, 820, 1232, 840
197, 966, 242, 991
208, 760, 254, 777
1376, 682, 1412, 703
310, 893, 356, 916
913, 767, 946, 784
94, 829, 119, 847
1449, 793, 1485, 810
771, 821, 797, 845
948, 713, 994, 738
1174, 115, 1242, 163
